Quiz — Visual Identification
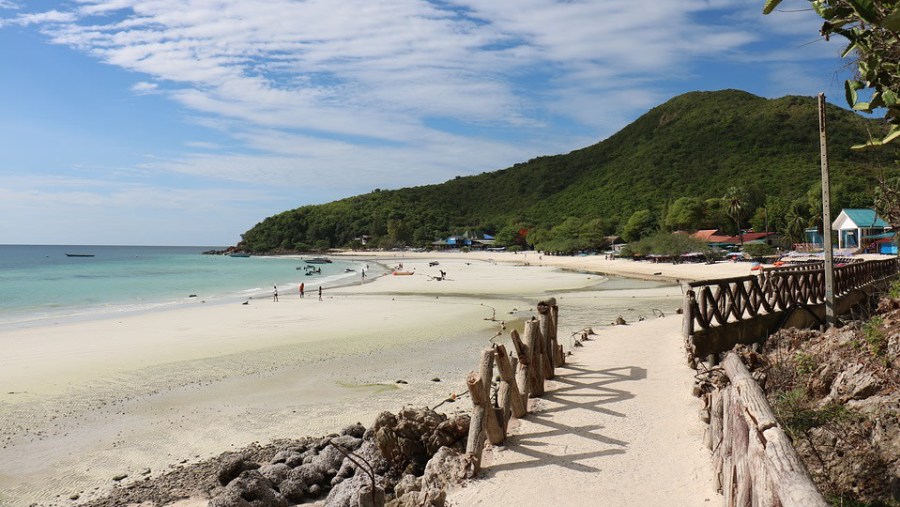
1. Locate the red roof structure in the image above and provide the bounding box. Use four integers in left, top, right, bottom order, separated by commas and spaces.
691, 229, 732, 243
719, 231, 777, 244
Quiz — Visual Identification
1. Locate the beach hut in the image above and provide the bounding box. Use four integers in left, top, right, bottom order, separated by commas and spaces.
831, 209, 890, 250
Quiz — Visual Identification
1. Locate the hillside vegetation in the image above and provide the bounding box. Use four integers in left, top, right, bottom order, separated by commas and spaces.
238, 90, 897, 252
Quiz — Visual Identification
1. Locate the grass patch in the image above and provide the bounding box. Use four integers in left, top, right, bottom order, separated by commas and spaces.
772, 387, 854, 440
863, 316, 887, 357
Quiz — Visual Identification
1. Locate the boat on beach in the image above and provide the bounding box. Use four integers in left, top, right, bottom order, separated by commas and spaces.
65, 253, 95, 257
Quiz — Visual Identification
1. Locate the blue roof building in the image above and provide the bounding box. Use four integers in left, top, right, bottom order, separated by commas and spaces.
832, 208, 891, 250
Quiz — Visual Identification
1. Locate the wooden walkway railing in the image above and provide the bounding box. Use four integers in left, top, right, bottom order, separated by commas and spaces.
682, 258, 900, 360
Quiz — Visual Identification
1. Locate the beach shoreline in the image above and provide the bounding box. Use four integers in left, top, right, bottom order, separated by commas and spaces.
0, 253, 746, 506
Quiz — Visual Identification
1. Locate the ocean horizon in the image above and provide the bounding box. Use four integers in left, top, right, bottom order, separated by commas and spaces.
0, 244, 366, 328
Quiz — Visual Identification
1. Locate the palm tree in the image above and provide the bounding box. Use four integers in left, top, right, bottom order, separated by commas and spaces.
725, 186, 748, 248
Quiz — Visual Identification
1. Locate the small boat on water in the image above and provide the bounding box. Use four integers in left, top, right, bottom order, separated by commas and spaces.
305, 257, 332, 264
229, 253, 251, 258
65, 253, 95, 257
344, 268, 355, 273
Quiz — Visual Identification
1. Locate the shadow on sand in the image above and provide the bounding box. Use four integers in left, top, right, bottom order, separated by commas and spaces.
477, 363, 647, 476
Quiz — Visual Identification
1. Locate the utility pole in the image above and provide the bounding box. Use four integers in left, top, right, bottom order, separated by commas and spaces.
818, 93, 836, 326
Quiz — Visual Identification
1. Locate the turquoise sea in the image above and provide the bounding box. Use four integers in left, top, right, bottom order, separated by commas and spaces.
0, 245, 368, 328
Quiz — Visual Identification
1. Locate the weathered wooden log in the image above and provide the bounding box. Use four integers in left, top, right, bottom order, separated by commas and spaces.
537, 301, 555, 379
722, 352, 827, 507
494, 344, 526, 418
550, 300, 561, 367
733, 453, 751, 507
763, 427, 827, 506
497, 381, 511, 432
511, 330, 531, 407
524, 320, 545, 396
464, 371, 487, 471
722, 353, 778, 431
478, 349, 505, 445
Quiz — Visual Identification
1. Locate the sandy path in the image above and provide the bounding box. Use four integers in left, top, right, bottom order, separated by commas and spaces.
447, 315, 720, 507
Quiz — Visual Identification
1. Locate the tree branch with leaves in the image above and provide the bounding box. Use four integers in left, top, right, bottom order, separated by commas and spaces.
764, 0, 900, 148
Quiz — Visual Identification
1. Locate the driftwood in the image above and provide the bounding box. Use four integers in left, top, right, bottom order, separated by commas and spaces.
537, 300, 555, 380
524, 319, 545, 397
464, 371, 488, 471
704, 353, 827, 507
510, 329, 531, 407
494, 344, 526, 418
478, 349, 504, 446
464, 299, 573, 478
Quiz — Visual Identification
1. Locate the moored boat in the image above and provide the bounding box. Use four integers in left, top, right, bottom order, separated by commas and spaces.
304, 257, 332, 264
229, 253, 251, 257
65, 253, 95, 257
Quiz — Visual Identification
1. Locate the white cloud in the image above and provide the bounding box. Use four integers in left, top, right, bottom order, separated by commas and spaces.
11, 9, 75, 26
4, 0, 844, 202
131, 81, 158, 95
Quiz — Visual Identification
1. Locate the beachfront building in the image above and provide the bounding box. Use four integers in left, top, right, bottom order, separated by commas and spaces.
831, 209, 890, 251
432, 232, 496, 251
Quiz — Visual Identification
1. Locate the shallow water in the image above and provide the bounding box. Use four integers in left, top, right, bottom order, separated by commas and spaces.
0, 245, 368, 327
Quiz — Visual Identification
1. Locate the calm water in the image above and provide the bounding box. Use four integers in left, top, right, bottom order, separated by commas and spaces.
0, 245, 367, 327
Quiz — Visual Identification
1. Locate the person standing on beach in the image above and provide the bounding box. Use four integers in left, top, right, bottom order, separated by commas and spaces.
318, 285, 323, 301
299, 282, 304, 298
273, 285, 279, 302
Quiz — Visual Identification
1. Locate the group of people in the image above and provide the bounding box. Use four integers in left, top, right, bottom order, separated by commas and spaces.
272, 263, 370, 302
272, 283, 323, 301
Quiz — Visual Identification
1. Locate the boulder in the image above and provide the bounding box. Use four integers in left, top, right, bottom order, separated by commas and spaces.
278, 478, 305, 503
258, 463, 291, 487
341, 423, 367, 439
209, 470, 287, 507
323, 471, 384, 507
827, 362, 881, 403
287, 463, 325, 492
217, 456, 260, 486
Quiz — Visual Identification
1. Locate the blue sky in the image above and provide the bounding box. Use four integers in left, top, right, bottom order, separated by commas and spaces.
0, 0, 852, 246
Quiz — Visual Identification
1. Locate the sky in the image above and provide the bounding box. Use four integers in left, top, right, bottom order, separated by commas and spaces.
0, 0, 855, 246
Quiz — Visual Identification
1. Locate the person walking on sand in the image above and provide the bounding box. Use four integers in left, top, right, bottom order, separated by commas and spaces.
318, 285, 323, 301
299, 282, 304, 298
273, 285, 279, 302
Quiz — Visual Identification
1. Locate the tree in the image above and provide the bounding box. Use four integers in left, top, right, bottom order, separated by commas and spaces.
665, 197, 707, 231
764, 0, 900, 148
622, 209, 657, 242
725, 186, 749, 247
784, 201, 811, 246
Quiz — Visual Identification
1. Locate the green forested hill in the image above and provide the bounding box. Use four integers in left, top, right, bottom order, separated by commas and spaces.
238, 89, 897, 252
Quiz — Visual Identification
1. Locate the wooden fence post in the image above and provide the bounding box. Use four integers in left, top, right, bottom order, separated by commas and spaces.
478, 349, 505, 445
510, 329, 531, 409
537, 301, 555, 379
495, 344, 526, 419
524, 319, 545, 396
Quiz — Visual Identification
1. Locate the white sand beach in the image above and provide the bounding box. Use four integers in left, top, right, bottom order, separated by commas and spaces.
0, 253, 750, 506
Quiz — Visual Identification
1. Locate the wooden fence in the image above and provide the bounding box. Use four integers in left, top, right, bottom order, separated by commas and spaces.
462, 297, 565, 475
682, 258, 900, 360
702, 353, 826, 507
